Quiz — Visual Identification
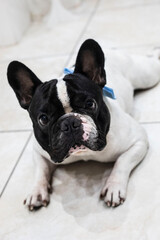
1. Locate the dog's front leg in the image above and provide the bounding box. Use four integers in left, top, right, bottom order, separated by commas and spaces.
24, 149, 56, 211
100, 140, 148, 207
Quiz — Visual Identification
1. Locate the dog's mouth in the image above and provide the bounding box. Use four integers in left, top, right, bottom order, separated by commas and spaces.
50, 142, 89, 163
68, 144, 89, 155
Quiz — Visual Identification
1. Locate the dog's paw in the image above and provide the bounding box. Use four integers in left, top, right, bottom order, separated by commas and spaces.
24, 183, 52, 211
100, 181, 127, 208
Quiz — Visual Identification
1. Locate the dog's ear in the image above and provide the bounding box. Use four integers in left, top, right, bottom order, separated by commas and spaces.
7, 61, 42, 109
74, 39, 106, 88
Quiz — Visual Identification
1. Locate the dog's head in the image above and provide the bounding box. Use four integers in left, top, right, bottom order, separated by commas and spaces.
7, 39, 110, 163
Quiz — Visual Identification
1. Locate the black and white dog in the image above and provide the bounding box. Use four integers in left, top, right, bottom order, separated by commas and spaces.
7, 39, 160, 210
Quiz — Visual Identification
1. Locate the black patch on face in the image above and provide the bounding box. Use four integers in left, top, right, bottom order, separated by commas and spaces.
64, 73, 110, 151
28, 80, 65, 157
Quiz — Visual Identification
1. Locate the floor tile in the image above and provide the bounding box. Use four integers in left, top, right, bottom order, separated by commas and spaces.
0, 132, 31, 196
0, 56, 68, 131
82, 4, 160, 51
0, 123, 160, 240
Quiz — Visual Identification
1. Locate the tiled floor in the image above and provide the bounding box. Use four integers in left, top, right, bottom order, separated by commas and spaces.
0, 0, 160, 239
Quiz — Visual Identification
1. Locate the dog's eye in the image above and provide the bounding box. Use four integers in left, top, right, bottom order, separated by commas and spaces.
85, 99, 96, 109
38, 114, 49, 126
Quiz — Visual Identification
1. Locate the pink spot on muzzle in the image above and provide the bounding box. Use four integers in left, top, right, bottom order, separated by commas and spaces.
82, 122, 91, 141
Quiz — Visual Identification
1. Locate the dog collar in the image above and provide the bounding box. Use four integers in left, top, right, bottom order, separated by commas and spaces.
102, 86, 116, 99
64, 68, 116, 100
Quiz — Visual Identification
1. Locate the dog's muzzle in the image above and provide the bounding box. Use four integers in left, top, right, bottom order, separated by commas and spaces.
50, 113, 99, 163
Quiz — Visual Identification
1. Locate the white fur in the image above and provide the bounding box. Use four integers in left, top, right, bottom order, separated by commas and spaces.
24, 51, 160, 210
56, 79, 73, 113
24, 143, 56, 210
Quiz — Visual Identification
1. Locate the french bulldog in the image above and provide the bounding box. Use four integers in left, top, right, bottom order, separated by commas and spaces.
7, 39, 160, 210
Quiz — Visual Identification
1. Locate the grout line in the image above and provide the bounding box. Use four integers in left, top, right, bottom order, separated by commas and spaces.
0, 132, 33, 198
61, 0, 101, 75
140, 121, 160, 125
0, 129, 32, 133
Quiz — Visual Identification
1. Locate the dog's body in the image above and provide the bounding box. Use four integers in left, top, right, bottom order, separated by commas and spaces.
7, 40, 160, 210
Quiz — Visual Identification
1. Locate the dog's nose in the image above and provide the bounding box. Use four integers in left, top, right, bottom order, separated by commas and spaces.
60, 117, 81, 133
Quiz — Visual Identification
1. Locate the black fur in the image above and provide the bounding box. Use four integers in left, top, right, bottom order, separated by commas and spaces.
74, 39, 106, 87
7, 61, 42, 109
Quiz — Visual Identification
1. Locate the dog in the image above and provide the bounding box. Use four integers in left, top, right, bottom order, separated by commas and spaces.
7, 39, 160, 211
